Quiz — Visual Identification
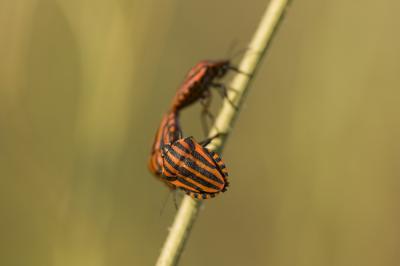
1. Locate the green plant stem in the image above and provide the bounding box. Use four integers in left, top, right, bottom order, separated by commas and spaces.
156, 1, 291, 265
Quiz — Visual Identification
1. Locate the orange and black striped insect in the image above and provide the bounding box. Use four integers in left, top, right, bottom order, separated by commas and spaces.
149, 111, 229, 199
171, 60, 236, 111
161, 136, 229, 199
170, 60, 242, 134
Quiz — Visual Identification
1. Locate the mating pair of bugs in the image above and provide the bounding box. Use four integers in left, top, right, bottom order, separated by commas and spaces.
148, 60, 240, 199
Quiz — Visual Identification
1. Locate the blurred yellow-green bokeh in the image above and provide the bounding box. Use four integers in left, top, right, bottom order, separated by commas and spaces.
1, 0, 400, 265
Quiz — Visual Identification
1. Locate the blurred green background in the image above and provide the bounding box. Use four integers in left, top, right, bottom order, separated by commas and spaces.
1, 0, 400, 265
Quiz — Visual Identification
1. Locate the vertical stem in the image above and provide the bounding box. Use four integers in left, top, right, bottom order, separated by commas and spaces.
156, 1, 291, 265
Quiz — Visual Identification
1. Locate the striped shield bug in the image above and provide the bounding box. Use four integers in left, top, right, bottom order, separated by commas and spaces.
161, 136, 229, 199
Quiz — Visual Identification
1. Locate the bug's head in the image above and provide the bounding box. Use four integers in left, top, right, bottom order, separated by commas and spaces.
211, 60, 231, 78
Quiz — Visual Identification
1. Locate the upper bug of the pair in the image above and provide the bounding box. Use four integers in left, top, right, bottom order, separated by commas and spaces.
171, 60, 234, 111
161, 136, 229, 199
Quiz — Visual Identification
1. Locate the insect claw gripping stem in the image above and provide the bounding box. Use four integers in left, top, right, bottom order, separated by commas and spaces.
228, 66, 252, 77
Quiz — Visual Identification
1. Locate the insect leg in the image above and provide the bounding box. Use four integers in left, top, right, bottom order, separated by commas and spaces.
228, 66, 252, 77
200, 91, 214, 137
211, 83, 239, 110
199, 132, 227, 146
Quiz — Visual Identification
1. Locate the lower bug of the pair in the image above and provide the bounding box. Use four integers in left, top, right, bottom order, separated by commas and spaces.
161, 136, 229, 200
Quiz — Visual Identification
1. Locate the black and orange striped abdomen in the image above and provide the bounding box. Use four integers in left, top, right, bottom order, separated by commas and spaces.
162, 136, 229, 199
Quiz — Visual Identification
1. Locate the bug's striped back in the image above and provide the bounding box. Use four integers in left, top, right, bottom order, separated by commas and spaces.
171, 60, 232, 111
162, 136, 229, 199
